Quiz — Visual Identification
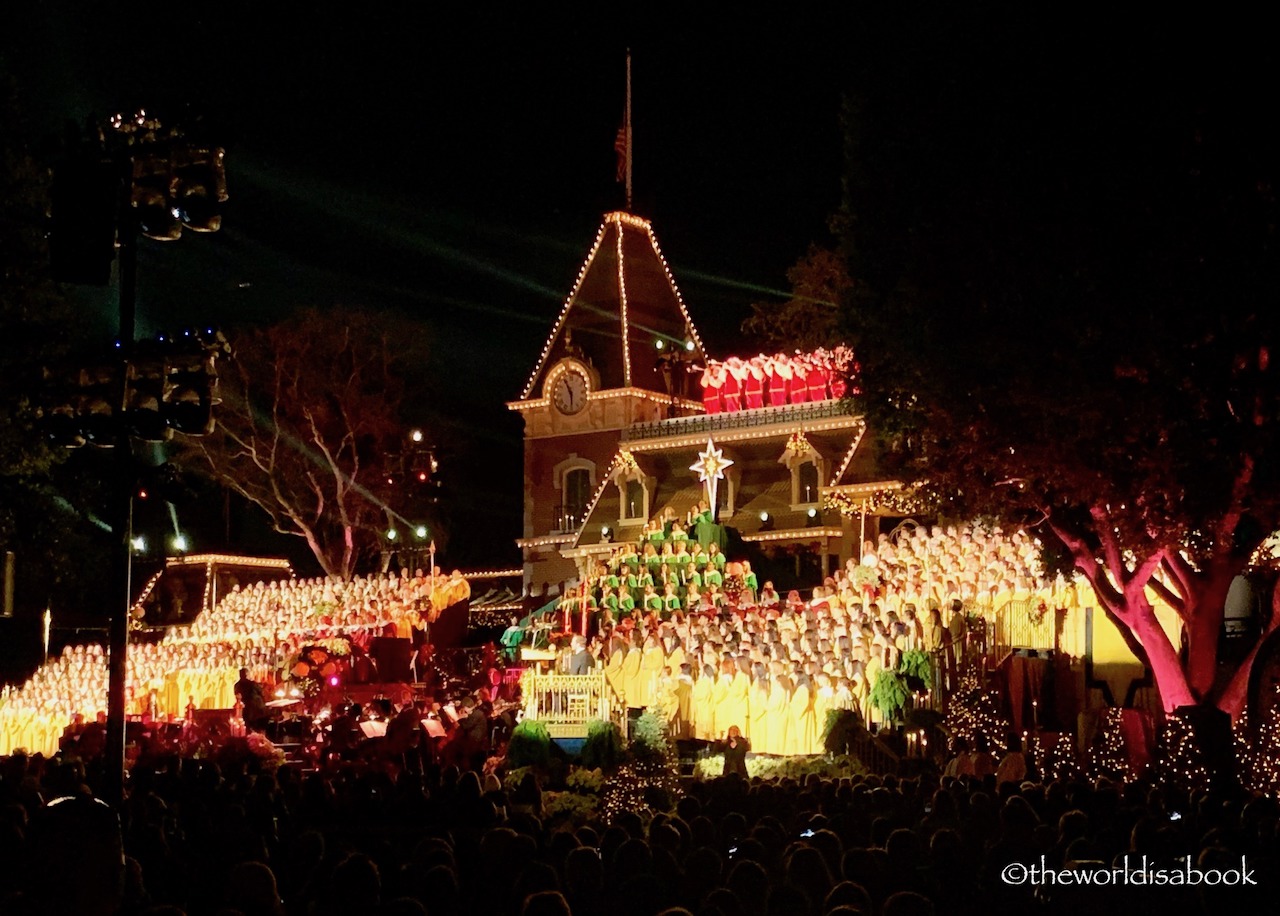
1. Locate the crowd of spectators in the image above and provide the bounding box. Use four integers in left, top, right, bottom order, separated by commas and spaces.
0, 748, 1268, 915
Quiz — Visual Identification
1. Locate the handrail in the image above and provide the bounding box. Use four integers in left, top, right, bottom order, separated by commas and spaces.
624, 401, 849, 442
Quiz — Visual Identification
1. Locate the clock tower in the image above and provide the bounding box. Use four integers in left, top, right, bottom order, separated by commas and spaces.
509, 211, 706, 592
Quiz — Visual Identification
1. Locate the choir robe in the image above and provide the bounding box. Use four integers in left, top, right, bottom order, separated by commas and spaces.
691, 673, 715, 740
620, 650, 644, 709
639, 647, 666, 709
811, 686, 835, 754
673, 677, 693, 738
709, 674, 731, 739
749, 681, 771, 754
786, 682, 816, 756
718, 672, 751, 740
766, 682, 791, 755
666, 647, 687, 675
743, 371, 765, 409
604, 650, 626, 700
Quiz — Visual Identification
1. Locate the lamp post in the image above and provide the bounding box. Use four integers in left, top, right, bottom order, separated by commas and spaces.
48, 110, 229, 803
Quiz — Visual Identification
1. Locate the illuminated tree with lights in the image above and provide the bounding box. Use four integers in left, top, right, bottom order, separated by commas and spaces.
831, 13, 1280, 717
1038, 732, 1082, 783
942, 666, 1009, 755
1233, 684, 1280, 796
1087, 708, 1132, 784
1155, 713, 1211, 794
177, 308, 429, 579
599, 709, 682, 824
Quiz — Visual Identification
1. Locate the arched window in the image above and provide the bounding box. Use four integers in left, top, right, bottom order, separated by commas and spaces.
625, 479, 645, 519
563, 468, 592, 529
797, 461, 820, 505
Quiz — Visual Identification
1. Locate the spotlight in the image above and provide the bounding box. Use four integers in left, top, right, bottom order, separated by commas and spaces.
130, 536, 146, 552
655, 339, 665, 351
386, 528, 398, 541
415, 525, 427, 539
328, 676, 339, 687
172, 533, 189, 552
685, 340, 695, 351
807, 507, 818, 518
410, 429, 424, 443
759, 511, 770, 523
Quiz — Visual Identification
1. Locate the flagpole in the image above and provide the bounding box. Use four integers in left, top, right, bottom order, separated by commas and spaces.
625, 48, 633, 211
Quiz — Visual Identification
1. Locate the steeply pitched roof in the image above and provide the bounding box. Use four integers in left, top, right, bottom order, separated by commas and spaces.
521, 211, 706, 398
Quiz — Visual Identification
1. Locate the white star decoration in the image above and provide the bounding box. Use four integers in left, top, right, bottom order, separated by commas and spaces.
690, 438, 733, 516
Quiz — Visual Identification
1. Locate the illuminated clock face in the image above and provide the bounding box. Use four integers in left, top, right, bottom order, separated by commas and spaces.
552, 369, 589, 415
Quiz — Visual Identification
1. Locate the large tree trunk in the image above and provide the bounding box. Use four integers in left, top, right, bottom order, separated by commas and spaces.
1128, 598, 1196, 711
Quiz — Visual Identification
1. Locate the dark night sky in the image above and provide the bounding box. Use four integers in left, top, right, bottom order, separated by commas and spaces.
8, 5, 855, 568
10, 6, 1259, 573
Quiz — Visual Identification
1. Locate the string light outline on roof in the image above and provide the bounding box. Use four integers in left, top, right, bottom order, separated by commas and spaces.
516, 534, 577, 548
828, 421, 868, 487
616, 217, 633, 386
569, 454, 626, 549
741, 527, 844, 543
507, 388, 703, 412
520, 220, 610, 399
645, 220, 705, 357
460, 568, 524, 579
164, 554, 293, 570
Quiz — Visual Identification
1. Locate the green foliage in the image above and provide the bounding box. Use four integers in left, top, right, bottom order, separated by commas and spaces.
833, 14, 1280, 711
695, 753, 868, 781
507, 719, 552, 770
629, 710, 670, 761
565, 766, 606, 795
741, 244, 853, 351
898, 649, 932, 685
541, 790, 598, 825
579, 718, 625, 771
822, 708, 864, 754
869, 670, 909, 721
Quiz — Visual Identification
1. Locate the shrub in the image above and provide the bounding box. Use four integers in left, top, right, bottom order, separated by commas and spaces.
580, 719, 625, 770
507, 719, 552, 769
630, 710, 669, 761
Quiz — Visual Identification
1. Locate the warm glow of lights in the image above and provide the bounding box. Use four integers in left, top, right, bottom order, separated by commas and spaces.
690, 438, 733, 513
460, 568, 524, 579
616, 222, 632, 385
741, 528, 843, 543
165, 554, 291, 570
521, 222, 610, 398
625, 414, 862, 452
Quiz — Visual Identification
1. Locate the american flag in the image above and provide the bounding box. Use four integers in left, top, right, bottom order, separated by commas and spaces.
614, 123, 628, 183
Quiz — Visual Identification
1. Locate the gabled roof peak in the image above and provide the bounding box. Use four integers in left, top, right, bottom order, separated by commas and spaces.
521, 211, 706, 399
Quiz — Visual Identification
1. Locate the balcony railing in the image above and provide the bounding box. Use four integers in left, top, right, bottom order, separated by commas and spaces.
519, 670, 626, 739
624, 400, 850, 442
